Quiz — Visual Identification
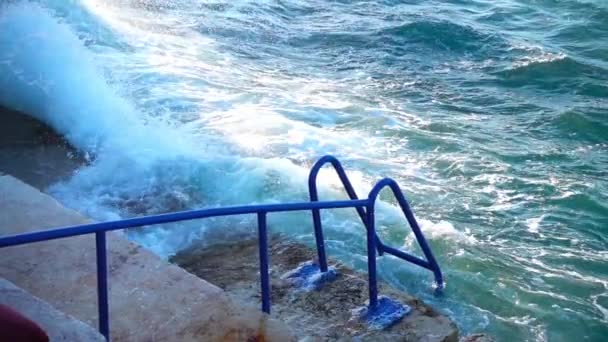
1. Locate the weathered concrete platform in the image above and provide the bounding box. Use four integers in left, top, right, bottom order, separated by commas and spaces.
0, 175, 294, 341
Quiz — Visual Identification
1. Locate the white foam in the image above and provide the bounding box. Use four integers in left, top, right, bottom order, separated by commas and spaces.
0, 2, 194, 158
404, 219, 477, 246
0, 1, 459, 260
525, 215, 545, 234
508, 42, 567, 69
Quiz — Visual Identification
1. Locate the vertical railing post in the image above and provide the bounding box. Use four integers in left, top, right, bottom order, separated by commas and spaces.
365, 204, 379, 309
390, 182, 444, 289
308, 155, 383, 258
95, 231, 110, 340
308, 180, 329, 272
257, 212, 271, 314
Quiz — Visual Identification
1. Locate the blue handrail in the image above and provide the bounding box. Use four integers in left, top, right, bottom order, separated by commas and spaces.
308, 155, 383, 273
366, 178, 445, 307
307, 157, 444, 301
0, 155, 443, 341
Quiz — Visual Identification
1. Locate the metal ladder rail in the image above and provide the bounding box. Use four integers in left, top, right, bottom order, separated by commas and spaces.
0, 155, 445, 339
308, 156, 444, 294
0, 198, 369, 341
307, 155, 383, 272
365, 178, 444, 308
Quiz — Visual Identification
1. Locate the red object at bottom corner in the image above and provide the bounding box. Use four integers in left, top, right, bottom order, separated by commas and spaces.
0, 304, 49, 342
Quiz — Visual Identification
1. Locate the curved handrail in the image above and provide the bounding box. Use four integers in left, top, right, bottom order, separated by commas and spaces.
1, 155, 445, 339
308, 155, 368, 225
0, 197, 370, 340
367, 178, 444, 292
307, 155, 382, 272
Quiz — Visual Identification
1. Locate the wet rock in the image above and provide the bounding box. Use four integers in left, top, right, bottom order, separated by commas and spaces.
172, 236, 459, 341
0, 106, 87, 189
460, 334, 495, 342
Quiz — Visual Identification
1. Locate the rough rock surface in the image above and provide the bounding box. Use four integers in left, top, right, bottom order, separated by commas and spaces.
172, 236, 459, 342
0, 106, 86, 189
460, 334, 496, 342
0, 278, 105, 341
0, 175, 294, 341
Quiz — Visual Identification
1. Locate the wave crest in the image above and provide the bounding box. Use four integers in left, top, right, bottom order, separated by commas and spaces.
376, 20, 504, 54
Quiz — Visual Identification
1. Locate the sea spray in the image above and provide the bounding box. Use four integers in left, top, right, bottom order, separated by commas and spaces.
1, 1, 606, 340
0, 3, 434, 256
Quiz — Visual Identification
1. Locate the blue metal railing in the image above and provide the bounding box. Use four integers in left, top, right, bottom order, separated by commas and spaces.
308, 155, 384, 272
0, 155, 443, 341
308, 156, 444, 307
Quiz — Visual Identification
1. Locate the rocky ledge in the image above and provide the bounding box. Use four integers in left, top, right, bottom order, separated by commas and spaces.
172, 235, 460, 341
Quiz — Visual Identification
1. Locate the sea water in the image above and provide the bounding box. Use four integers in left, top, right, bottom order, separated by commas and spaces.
1, 1, 607, 340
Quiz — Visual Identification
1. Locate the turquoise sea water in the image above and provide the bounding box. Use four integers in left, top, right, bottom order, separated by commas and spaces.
1, 1, 607, 340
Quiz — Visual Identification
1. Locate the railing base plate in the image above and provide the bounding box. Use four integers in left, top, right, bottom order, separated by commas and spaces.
354, 296, 411, 330
282, 261, 338, 291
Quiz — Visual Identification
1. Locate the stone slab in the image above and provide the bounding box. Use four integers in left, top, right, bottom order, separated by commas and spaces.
172, 235, 460, 341
0, 175, 294, 341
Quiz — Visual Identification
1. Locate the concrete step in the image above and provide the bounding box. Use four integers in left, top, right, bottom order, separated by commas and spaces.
0, 175, 294, 341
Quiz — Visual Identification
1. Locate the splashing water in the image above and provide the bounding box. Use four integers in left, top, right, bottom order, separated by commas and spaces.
1, 1, 607, 341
